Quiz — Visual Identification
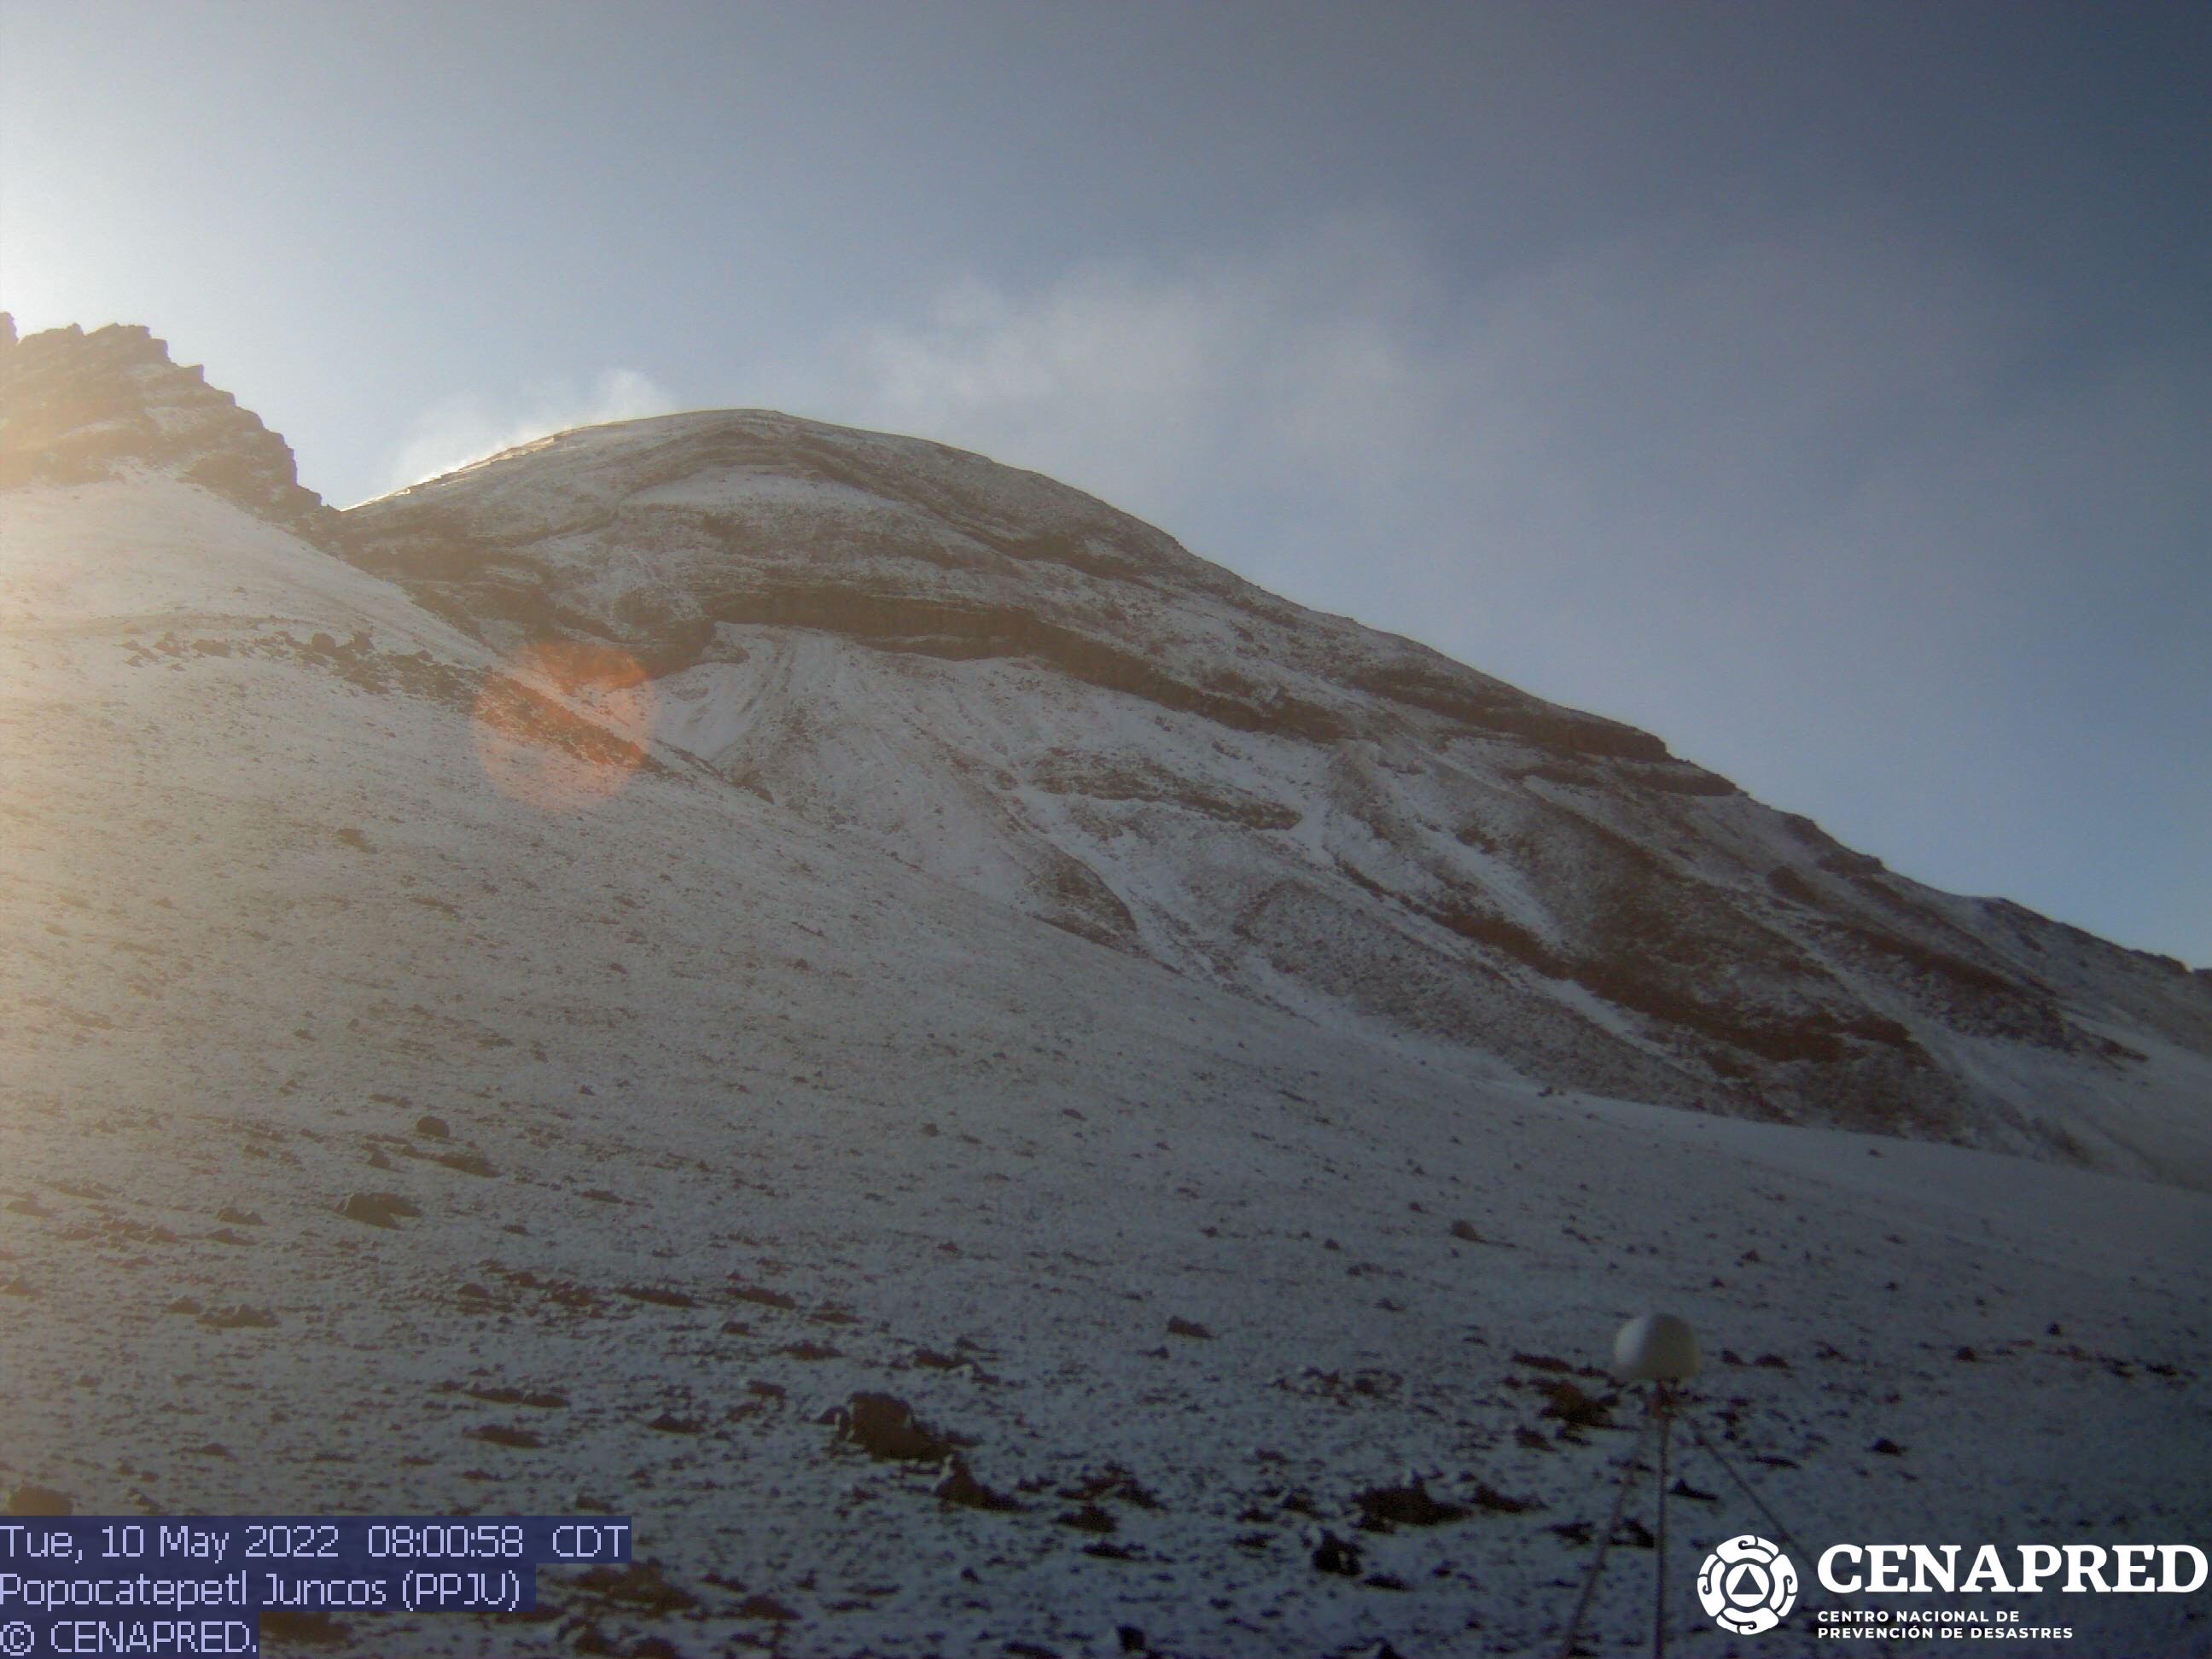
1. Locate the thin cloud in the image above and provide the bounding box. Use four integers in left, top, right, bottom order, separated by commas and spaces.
819, 217, 1458, 520
810, 212, 2023, 548
370, 368, 674, 500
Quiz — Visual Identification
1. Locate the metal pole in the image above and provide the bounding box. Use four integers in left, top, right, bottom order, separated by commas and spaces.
1653, 1382, 1671, 1659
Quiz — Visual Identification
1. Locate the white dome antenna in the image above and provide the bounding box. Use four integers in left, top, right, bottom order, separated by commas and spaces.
1613, 1313, 1703, 1384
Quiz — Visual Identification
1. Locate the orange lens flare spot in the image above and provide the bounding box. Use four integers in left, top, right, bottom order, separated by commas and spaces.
472, 639, 655, 811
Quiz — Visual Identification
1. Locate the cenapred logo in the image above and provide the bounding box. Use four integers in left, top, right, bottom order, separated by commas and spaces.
1698, 1534, 1801, 1635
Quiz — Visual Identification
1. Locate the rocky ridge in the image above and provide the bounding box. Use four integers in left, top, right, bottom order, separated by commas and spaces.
0, 313, 331, 533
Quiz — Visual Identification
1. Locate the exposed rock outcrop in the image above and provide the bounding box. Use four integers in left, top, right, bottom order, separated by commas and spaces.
0, 315, 333, 535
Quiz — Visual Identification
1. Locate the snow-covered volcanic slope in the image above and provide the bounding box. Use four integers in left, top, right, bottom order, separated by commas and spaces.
3, 318, 2209, 1658
343, 406, 2212, 1185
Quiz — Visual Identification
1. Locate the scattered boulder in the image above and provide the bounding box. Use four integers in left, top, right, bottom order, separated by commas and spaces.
1511, 1351, 1575, 1373
572, 1561, 699, 1617
337, 1191, 418, 1229
731, 1283, 797, 1311
257, 1609, 348, 1644
3, 1485, 72, 1516
1059, 1466, 1162, 1511
414, 1115, 451, 1140
1471, 1481, 1536, 1514
1532, 1377, 1614, 1429
1311, 1532, 1362, 1575
466, 1385, 567, 1410
825, 1393, 958, 1462
1166, 1316, 1214, 1341
197, 1304, 278, 1330
467, 1424, 543, 1450
620, 1285, 696, 1309
1355, 1480, 1469, 1529
215, 1207, 264, 1226
934, 1456, 1021, 1511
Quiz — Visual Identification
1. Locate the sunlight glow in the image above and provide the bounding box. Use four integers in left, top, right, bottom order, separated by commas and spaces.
471, 639, 655, 812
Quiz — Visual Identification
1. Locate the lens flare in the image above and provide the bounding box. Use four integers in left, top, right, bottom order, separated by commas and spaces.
471, 639, 655, 811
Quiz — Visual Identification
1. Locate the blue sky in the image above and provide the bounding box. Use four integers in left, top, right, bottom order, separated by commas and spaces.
4, 2, 2206, 964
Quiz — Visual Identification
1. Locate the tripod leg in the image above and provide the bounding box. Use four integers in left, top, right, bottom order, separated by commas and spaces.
1556, 1412, 1655, 1659
1653, 1384, 1670, 1659
1679, 1403, 1806, 1560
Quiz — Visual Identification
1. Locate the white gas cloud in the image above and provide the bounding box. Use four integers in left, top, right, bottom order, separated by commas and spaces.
372, 368, 675, 499
365, 216, 2026, 591
784, 212, 2034, 651
818, 217, 1466, 524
